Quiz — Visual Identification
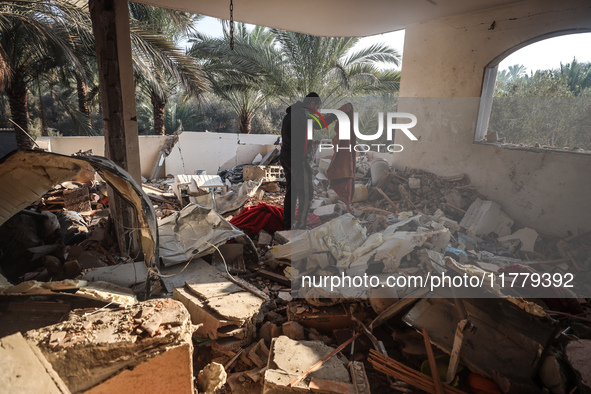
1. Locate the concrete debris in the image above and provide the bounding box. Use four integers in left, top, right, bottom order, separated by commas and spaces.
565, 340, 591, 390
24, 298, 195, 393
197, 362, 227, 394
0, 279, 138, 306
2, 149, 591, 394
243, 165, 285, 182
263, 336, 351, 393
253, 153, 264, 164
258, 230, 274, 246
282, 321, 306, 340
460, 198, 514, 237
408, 177, 421, 189
497, 227, 539, 252
0, 332, 70, 394
173, 259, 265, 348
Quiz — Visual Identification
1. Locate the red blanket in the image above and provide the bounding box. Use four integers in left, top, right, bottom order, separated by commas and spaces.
230, 203, 322, 234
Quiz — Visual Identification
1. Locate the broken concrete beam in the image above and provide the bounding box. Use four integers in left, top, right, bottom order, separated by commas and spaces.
0, 332, 69, 394
459, 198, 514, 237
173, 287, 248, 341
173, 259, 265, 346
263, 336, 351, 393
440, 217, 460, 232
25, 299, 195, 393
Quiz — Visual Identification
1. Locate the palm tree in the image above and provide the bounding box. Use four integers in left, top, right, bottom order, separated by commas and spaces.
190, 24, 401, 133
190, 24, 280, 134
0, 1, 88, 148
129, 4, 209, 135
507, 64, 527, 81
559, 58, 591, 95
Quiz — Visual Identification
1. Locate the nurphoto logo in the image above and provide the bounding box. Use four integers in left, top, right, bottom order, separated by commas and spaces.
306, 108, 418, 153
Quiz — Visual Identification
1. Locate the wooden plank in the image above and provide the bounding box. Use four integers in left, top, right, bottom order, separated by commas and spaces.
376, 187, 399, 212
255, 268, 291, 287
422, 328, 445, 394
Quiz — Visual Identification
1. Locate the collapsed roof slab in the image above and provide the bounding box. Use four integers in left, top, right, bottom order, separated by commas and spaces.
0, 150, 159, 291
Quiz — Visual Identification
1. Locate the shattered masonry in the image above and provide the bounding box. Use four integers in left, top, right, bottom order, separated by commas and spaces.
0, 142, 590, 394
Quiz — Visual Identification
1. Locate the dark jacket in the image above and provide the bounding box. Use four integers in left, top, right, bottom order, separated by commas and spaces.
280, 101, 307, 161
280, 101, 336, 162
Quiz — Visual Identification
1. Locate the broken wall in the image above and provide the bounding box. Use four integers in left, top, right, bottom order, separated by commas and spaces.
36, 135, 168, 180
396, 0, 591, 234
164, 132, 279, 176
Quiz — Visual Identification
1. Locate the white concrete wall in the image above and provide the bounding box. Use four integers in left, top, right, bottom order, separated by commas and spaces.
164, 132, 280, 176
38, 132, 280, 179
395, 0, 591, 234
38, 135, 165, 179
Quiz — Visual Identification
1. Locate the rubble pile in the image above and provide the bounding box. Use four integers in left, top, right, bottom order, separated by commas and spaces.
0, 149, 590, 394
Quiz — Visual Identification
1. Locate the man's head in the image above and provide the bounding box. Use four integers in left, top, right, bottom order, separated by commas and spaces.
303, 92, 321, 111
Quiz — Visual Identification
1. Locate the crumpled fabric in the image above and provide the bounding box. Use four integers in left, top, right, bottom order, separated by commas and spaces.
230, 202, 322, 234
327, 103, 356, 209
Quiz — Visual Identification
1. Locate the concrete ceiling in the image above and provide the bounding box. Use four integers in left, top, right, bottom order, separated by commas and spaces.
135, 0, 523, 37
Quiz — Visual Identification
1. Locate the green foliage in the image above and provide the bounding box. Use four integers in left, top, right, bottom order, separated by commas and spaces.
189, 24, 400, 133
490, 61, 591, 149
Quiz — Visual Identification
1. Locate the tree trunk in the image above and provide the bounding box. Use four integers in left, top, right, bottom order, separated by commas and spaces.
76, 75, 92, 131
238, 107, 251, 134
151, 91, 167, 135
38, 81, 48, 137
90, 0, 142, 259
6, 70, 33, 149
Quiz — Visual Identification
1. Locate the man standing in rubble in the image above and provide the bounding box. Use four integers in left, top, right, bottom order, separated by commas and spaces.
280, 93, 336, 229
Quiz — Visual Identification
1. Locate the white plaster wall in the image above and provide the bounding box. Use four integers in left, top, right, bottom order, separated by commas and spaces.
396, 0, 591, 234
165, 132, 280, 176
40, 135, 168, 179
